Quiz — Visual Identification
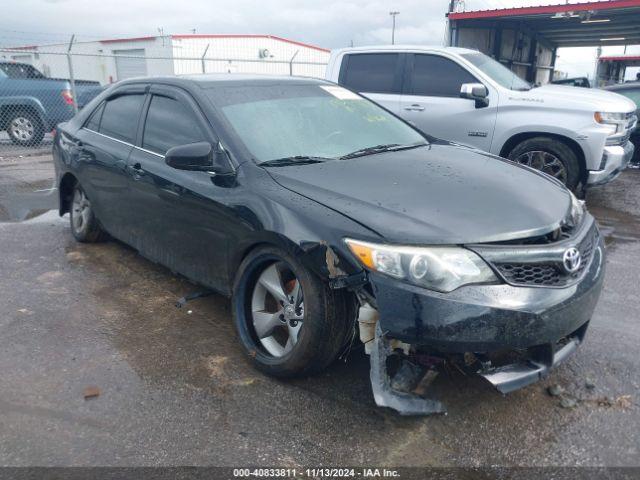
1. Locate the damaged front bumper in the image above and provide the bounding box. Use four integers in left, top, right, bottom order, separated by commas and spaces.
361, 223, 605, 412
479, 321, 586, 394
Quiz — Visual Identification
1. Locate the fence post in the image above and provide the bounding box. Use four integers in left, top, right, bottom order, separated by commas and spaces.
289, 50, 299, 76
66, 35, 78, 114
201, 44, 210, 74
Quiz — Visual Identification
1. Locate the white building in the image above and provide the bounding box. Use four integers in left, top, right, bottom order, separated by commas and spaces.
2, 34, 330, 85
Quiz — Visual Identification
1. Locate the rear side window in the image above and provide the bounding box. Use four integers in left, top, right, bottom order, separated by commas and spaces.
340, 53, 401, 94
99, 94, 145, 143
0, 63, 45, 79
410, 54, 478, 97
84, 103, 104, 131
142, 95, 206, 155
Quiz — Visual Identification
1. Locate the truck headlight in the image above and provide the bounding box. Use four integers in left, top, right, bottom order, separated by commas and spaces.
345, 239, 498, 293
594, 111, 626, 135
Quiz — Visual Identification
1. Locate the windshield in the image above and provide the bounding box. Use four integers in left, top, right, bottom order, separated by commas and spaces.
460, 52, 531, 91
207, 84, 427, 163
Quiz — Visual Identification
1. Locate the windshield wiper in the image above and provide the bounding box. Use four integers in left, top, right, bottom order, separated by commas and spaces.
339, 142, 427, 160
260, 156, 328, 167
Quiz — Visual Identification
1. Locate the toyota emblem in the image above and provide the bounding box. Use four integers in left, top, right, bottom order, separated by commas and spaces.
563, 247, 582, 274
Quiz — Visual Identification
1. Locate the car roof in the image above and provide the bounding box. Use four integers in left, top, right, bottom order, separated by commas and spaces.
115, 74, 330, 89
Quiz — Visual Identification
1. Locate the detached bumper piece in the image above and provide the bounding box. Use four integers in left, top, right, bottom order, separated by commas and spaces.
370, 324, 445, 416
480, 324, 587, 394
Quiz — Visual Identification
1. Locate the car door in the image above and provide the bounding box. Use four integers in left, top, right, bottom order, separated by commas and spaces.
125, 85, 231, 290
337, 52, 404, 115
399, 53, 497, 152
72, 86, 146, 238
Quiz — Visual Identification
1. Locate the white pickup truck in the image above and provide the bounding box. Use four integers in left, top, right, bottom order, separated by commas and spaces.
326, 46, 637, 193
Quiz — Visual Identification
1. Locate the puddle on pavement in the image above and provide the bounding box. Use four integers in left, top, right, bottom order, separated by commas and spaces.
0, 189, 58, 222
589, 204, 640, 248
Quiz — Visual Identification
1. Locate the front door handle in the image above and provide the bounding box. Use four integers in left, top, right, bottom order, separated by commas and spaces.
130, 162, 145, 178
404, 104, 425, 112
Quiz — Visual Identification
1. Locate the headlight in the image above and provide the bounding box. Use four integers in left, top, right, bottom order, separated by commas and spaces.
569, 191, 585, 226
594, 111, 627, 137
594, 112, 627, 124
345, 239, 498, 293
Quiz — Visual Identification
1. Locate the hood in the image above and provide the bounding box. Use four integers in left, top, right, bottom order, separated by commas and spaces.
528, 84, 637, 113
266, 143, 572, 245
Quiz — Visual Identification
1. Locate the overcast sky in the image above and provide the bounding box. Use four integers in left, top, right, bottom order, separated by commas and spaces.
1, 0, 638, 79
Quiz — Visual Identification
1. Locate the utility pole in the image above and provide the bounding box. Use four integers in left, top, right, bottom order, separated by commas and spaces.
389, 11, 400, 45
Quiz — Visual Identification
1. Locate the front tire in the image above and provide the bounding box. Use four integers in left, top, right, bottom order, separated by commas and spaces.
232, 246, 353, 378
69, 183, 106, 243
7, 110, 45, 147
508, 137, 581, 191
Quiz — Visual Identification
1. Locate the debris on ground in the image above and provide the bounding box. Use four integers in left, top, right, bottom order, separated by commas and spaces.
83, 386, 101, 400
559, 396, 578, 409
547, 384, 565, 397
594, 395, 633, 409
585, 378, 596, 390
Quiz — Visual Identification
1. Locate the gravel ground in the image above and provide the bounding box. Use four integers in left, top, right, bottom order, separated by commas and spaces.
0, 154, 639, 468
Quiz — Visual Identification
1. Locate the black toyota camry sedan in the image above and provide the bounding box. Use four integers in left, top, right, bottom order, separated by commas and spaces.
53, 75, 605, 414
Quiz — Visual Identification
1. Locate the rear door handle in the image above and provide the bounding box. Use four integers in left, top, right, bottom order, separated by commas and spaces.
404, 104, 425, 112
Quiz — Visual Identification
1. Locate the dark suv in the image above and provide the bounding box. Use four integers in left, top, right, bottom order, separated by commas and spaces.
53, 75, 605, 414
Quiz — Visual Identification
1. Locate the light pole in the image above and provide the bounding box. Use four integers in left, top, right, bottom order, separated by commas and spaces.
389, 11, 400, 45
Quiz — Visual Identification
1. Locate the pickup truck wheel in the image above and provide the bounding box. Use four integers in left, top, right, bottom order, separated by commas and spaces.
69, 184, 106, 243
232, 246, 352, 378
508, 137, 580, 190
7, 110, 45, 146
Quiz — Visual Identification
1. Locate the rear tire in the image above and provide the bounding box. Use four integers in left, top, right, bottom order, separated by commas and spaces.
6, 110, 45, 147
69, 183, 106, 243
508, 137, 581, 191
232, 245, 353, 378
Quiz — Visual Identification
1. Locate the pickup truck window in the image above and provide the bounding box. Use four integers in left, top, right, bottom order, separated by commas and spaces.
142, 95, 205, 155
410, 54, 478, 97
340, 53, 401, 94
99, 94, 145, 144
0, 63, 45, 79
460, 52, 531, 91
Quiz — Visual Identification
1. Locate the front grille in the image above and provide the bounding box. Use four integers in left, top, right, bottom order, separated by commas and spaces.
494, 226, 598, 288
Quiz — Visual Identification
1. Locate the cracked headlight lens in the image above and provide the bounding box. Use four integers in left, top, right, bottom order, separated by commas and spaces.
345, 239, 498, 293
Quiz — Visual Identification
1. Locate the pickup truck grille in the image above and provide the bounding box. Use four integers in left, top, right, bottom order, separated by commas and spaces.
494, 226, 598, 287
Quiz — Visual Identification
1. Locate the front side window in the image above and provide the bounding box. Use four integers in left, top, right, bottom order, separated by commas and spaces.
99, 94, 145, 143
460, 52, 532, 91
142, 95, 205, 155
340, 53, 401, 94
410, 54, 478, 97
208, 84, 426, 163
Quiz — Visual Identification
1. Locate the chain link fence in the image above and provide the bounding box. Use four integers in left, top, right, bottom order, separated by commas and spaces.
0, 34, 329, 158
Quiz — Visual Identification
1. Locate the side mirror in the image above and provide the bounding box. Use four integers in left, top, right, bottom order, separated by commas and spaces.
460, 83, 489, 108
165, 142, 234, 174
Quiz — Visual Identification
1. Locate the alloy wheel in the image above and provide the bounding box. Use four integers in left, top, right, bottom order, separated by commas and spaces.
514, 150, 568, 185
250, 261, 304, 357
72, 188, 91, 234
